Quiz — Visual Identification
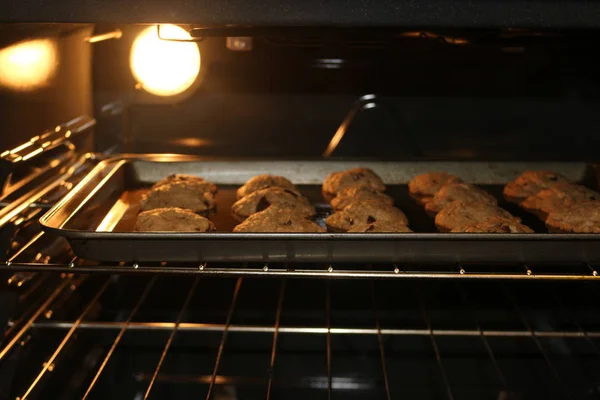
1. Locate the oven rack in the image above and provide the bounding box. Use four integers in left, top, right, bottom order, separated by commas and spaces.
2, 273, 600, 399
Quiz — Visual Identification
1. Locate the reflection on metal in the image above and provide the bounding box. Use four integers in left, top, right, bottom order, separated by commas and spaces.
4, 261, 600, 281
323, 94, 376, 157
87, 30, 122, 43
0, 39, 58, 91
131, 25, 201, 97
14, 320, 600, 339
226, 37, 253, 51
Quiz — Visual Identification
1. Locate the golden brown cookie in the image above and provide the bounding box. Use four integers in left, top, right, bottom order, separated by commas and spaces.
236, 175, 299, 199
408, 172, 463, 205
325, 200, 408, 232
435, 201, 519, 233
450, 217, 533, 233
140, 179, 218, 214
330, 186, 394, 211
322, 168, 385, 201
546, 201, 600, 233
233, 206, 325, 233
503, 170, 569, 204
520, 183, 600, 220
424, 183, 497, 216
347, 221, 413, 233
231, 187, 315, 222
134, 207, 215, 232
152, 174, 211, 190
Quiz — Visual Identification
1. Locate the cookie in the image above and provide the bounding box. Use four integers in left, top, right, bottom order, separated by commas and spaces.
134, 207, 215, 232
503, 170, 569, 204
231, 187, 315, 222
450, 217, 533, 233
236, 175, 299, 199
424, 183, 497, 216
348, 221, 413, 233
140, 179, 217, 214
322, 168, 385, 201
330, 186, 394, 211
435, 201, 519, 233
325, 200, 408, 232
546, 201, 600, 233
520, 183, 600, 220
152, 174, 210, 190
408, 172, 463, 205
233, 206, 325, 233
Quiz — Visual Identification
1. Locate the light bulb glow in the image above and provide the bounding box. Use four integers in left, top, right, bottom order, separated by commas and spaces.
0, 39, 58, 91
130, 25, 201, 97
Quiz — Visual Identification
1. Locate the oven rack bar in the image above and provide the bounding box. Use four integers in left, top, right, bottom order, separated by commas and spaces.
11, 320, 600, 339
4, 260, 600, 280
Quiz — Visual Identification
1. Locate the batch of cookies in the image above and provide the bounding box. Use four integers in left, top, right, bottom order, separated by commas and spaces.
134, 174, 218, 232
132, 168, 600, 233
408, 170, 600, 233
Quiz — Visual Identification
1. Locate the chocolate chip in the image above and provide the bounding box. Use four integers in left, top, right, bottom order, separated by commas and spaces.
549, 175, 558, 181
352, 173, 364, 181
283, 218, 293, 225
367, 216, 376, 223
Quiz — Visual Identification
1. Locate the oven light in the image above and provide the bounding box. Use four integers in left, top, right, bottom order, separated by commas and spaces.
0, 39, 58, 91
130, 25, 201, 97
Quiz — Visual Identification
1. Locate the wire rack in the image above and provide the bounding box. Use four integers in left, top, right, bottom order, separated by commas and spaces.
2, 272, 600, 399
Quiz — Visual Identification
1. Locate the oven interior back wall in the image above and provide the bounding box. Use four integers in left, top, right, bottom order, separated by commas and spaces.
92, 26, 600, 160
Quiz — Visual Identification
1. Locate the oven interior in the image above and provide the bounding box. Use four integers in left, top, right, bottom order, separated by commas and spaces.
0, 23, 600, 399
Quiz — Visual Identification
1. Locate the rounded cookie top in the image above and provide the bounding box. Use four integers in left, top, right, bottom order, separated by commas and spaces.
325, 200, 408, 232
236, 175, 299, 199
435, 201, 519, 232
503, 170, 568, 204
450, 217, 533, 233
152, 174, 210, 190
233, 206, 325, 233
140, 180, 217, 213
545, 201, 600, 233
408, 172, 462, 205
322, 168, 385, 199
231, 187, 315, 222
330, 186, 394, 211
425, 183, 497, 216
347, 220, 412, 233
134, 207, 215, 232
520, 183, 600, 220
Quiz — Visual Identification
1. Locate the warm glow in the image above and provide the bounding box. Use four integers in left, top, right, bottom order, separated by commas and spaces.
0, 39, 58, 91
130, 25, 201, 97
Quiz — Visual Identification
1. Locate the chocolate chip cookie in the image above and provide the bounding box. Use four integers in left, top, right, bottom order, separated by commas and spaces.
435, 201, 520, 233
546, 201, 600, 233
348, 221, 413, 233
152, 174, 210, 190
322, 168, 386, 201
236, 175, 299, 199
330, 186, 394, 211
424, 183, 497, 216
134, 207, 215, 232
140, 179, 218, 214
450, 217, 533, 233
231, 187, 316, 222
233, 206, 325, 233
503, 170, 569, 204
520, 183, 600, 220
408, 172, 463, 205
325, 200, 408, 232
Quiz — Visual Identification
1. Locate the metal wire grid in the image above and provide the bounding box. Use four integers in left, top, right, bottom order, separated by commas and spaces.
2, 273, 600, 399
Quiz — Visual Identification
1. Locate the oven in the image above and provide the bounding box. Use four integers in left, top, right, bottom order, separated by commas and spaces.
1, 4, 600, 399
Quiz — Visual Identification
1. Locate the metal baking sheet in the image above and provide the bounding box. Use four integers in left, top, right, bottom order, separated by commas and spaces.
39, 154, 600, 264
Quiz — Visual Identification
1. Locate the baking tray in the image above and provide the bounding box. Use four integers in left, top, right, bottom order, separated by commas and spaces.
39, 154, 600, 264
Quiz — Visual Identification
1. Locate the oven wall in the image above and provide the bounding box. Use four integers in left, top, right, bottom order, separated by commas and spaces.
0, 24, 93, 152
92, 26, 600, 160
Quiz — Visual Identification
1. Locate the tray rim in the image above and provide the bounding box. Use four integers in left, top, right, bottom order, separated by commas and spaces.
39, 153, 600, 242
